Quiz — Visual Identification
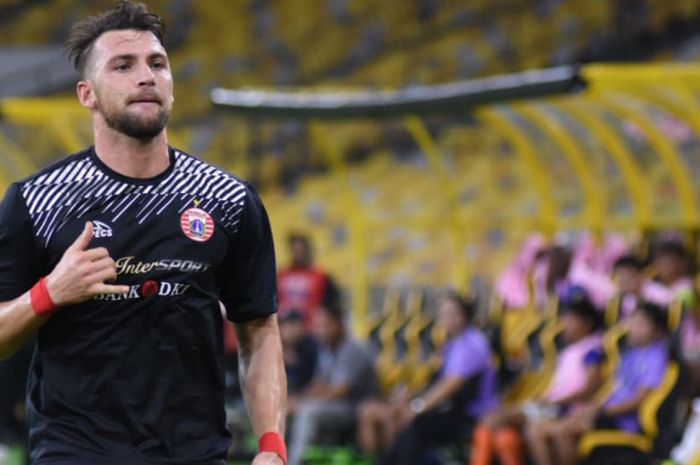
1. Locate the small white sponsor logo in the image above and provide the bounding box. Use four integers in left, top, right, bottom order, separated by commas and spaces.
92, 221, 113, 238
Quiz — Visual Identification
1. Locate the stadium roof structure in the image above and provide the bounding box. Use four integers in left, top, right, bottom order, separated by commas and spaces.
211, 66, 584, 119
0, 46, 75, 98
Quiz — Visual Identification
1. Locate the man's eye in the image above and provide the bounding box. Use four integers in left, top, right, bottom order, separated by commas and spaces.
151, 62, 165, 69
115, 64, 130, 71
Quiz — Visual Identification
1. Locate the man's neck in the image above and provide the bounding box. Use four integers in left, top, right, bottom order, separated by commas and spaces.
93, 123, 171, 179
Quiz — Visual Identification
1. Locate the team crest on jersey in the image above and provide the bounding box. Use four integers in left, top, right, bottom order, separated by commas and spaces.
180, 207, 215, 242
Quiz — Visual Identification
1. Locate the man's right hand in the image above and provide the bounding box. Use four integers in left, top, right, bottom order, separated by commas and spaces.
45, 222, 129, 306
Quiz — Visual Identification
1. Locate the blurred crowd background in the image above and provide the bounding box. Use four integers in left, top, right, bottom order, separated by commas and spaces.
3, 1, 700, 465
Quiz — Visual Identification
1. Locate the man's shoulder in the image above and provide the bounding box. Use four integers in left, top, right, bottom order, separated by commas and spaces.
172, 147, 250, 193
17, 148, 93, 189
459, 327, 489, 347
340, 337, 372, 360
448, 327, 492, 359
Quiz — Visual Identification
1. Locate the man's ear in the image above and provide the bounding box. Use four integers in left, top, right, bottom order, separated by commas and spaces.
77, 80, 96, 109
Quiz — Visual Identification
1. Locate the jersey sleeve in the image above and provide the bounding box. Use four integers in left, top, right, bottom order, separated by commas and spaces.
219, 184, 278, 323
0, 183, 41, 300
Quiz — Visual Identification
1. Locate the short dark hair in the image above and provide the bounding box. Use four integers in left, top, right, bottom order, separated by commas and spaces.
287, 232, 310, 248
635, 301, 669, 332
656, 241, 688, 260
320, 300, 345, 324
65, 1, 166, 76
443, 291, 476, 323
613, 254, 645, 272
559, 290, 602, 330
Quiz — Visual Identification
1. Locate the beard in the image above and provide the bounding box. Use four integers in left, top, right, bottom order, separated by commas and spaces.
100, 102, 170, 141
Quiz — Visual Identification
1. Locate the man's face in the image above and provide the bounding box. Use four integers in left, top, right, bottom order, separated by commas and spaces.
280, 319, 306, 347
436, 297, 466, 338
614, 266, 643, 295
314, 310, 341, 346
655, 253, 686, 284
561, 312, 590, 343
626, 310, 659, 347
289, 239, 311, 268
79, 29, 173, 140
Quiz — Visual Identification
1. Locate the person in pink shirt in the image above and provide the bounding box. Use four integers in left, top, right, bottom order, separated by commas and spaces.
470, 293, 604, 465
542, 303, 671, 465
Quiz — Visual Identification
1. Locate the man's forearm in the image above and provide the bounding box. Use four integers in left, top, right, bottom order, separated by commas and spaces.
601, 390, 648, 417
237, 315, 287, 436
0, 291, 45, 360
419, 376, 465, 412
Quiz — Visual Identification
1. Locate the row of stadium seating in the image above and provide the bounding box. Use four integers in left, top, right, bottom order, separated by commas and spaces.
5, 1, 699, 108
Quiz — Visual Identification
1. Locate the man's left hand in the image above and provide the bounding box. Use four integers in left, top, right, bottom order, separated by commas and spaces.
252, 451, 284, 465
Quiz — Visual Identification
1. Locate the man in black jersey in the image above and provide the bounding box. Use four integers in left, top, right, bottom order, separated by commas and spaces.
0, 2, 287, 464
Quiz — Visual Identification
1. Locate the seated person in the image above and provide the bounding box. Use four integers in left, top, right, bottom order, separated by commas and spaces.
280, 309, 319, 394
287, 302, 377, 465
356, 382, 412, 457
681, 294, 700, 397
541, 302, 671, 465
375, 292, 499, 465
470, 293, 604, 465
612, 254, 657, 320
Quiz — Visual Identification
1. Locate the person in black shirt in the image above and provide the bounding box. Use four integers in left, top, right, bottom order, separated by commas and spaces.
0, 2, 287, 465
280, 310, 319, 394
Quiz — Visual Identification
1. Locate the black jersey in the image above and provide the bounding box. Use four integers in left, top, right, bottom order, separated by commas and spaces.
0, 147, 277, 465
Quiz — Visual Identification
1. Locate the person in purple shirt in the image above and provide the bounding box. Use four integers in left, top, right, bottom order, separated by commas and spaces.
375, 292, 499, 465
546, 302, 670, 465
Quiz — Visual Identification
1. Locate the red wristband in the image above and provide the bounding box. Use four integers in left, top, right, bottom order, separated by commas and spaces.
30, 277, 57, 317
259, 432, 287, 464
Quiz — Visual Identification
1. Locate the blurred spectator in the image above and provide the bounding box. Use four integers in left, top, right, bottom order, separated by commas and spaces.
376, 292, 498, 465
682, 291, 700, 396
280, 310, 319, 394
653, 241, 694, 297
544, 302, 671, 465
652, 241, 700, 394
495, 234, 547, 309
287, 302, 377, 465
611, 254, 672, 320
277, 233, 341, 330
566, 234, 626, 309
531, 245, 572, 310
356, 385, 411, 457
470, 294, 604, 465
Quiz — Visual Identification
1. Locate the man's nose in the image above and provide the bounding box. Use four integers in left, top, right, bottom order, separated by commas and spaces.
137, 63, 156, 86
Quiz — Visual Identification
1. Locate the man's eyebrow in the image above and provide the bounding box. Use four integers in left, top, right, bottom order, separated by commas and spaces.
107, 52, 168, 63
107, 54, 137, 63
